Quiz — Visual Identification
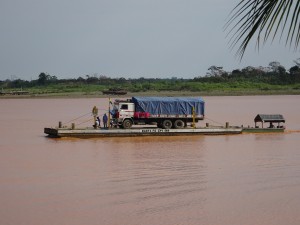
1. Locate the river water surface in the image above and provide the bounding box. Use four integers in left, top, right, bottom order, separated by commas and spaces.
1, 96, 300, 225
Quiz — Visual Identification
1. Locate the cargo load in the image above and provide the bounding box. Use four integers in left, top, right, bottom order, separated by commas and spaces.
132, 97, 205, 116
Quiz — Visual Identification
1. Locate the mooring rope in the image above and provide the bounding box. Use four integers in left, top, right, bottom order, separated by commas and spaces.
62, 107, 110, 126
204, 117, 225, 126
76, 118, 94, 126
62, 112, 91, 126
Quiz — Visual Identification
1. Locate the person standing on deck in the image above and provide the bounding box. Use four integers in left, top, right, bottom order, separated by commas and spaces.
103, 113, 108, 128
92, 106, 99, 128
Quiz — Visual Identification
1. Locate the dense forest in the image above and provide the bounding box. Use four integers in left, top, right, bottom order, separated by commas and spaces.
1, 61, 300, 95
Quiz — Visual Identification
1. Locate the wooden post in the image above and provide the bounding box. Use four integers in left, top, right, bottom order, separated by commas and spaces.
71, 123, 75, 130
192, 107, 195, 128
59, 121, 62, 128
226, 122, 229, 128
206, 123, 209, 128
108, 98, 111, 129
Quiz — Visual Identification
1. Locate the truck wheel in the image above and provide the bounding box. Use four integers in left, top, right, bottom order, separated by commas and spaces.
122, 119, 133, 129
162, 120, 172, 129
174, 119, 184, 129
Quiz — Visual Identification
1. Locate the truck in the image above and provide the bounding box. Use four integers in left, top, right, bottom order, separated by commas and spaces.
111, 97, 205, 129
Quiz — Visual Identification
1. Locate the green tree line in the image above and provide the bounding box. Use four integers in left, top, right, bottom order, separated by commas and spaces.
1, 61, 300, 94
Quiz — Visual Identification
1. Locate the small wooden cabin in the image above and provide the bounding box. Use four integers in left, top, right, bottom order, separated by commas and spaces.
254, 114, 285, 128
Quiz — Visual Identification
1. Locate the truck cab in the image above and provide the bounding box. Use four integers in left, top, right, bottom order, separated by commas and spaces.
112, 100, 135, 128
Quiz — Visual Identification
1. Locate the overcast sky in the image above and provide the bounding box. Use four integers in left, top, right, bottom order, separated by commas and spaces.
0, 0, 299, 80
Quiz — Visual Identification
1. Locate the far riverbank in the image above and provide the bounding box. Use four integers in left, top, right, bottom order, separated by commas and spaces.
1, 89, 300, 99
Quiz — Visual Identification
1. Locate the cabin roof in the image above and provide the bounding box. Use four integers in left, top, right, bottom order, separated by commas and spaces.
254, 114, 285, 123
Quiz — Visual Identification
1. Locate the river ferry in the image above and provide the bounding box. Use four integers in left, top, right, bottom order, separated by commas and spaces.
44, 96, 285, 138
44, 114, 285, 138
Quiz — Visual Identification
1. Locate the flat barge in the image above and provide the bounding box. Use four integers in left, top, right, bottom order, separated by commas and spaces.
44, 126, 243, 138
44, 112, 285, 138
242, 127, 285, 133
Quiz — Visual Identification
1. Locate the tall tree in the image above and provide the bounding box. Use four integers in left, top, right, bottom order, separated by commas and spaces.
226, 0, 300, 59
38, 72, 49, 85
207, 66, 226, 77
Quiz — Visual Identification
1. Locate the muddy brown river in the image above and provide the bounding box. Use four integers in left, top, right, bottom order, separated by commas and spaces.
0, 96, 300, 225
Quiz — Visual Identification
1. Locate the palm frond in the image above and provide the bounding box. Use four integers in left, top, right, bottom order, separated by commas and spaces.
226, 0, 300, 60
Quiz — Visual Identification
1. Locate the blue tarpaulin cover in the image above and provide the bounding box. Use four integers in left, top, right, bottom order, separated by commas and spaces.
132, 97, 205, 116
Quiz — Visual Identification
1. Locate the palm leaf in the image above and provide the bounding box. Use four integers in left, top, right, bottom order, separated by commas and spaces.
226, 0, 300, 60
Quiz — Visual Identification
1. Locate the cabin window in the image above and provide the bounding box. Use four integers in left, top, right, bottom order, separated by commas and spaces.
120, 104, 128, 110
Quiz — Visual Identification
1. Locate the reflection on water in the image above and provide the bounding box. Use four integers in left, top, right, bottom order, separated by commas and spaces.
253, 133, 286, 141
1, 96, 300, 225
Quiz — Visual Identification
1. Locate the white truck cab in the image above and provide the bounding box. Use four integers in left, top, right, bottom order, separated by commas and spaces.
112, 100, 135, 128
118, 102, 135, 119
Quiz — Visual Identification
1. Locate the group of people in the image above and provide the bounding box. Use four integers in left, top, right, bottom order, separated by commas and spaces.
94, 113, 108, 129
92, 106, 117, 129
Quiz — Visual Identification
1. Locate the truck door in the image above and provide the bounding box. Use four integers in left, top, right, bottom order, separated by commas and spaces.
119, 104, 129, 119
119, 103, 134, 119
